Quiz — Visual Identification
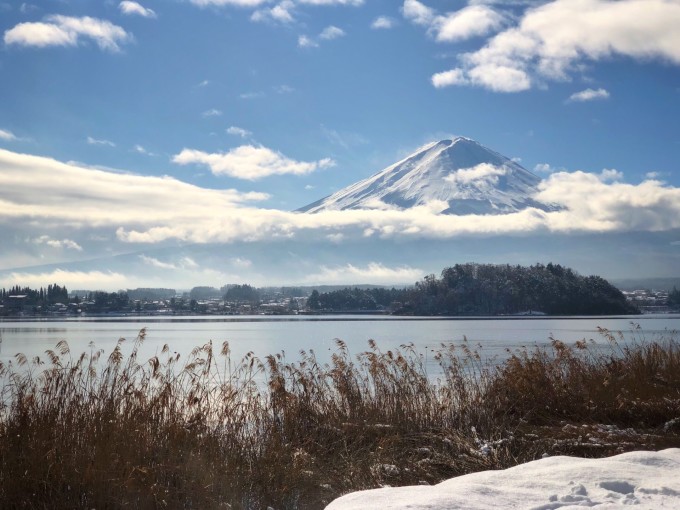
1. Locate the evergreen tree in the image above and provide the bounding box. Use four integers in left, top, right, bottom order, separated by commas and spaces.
308, 290, 320, 310
668, 287, 680, 308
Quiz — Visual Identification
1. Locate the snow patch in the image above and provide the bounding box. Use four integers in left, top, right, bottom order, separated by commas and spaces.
326, 449, 680, 510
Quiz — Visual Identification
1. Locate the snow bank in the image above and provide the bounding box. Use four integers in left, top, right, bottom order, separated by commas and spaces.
326, 449, 680, 509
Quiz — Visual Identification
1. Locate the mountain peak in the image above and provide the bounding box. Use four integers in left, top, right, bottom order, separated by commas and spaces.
299, 138, 555, 215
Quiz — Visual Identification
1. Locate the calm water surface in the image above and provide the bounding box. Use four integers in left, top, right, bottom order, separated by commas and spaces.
1, 315, 678, 371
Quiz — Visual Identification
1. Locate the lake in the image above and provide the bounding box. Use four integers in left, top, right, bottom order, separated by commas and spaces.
1, 315, 678, 373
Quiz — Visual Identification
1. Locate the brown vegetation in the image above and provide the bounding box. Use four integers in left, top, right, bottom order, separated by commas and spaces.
0, 327, 678, 509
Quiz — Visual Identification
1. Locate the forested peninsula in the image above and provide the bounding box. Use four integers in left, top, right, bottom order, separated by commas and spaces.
309, 263, 639, 316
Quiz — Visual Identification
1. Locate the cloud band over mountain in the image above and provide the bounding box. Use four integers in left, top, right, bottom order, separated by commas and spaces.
1, 147, 679, 257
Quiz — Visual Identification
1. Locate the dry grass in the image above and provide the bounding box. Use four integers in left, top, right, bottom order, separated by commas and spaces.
0, 327, 679, 509
494, 326, 680, 427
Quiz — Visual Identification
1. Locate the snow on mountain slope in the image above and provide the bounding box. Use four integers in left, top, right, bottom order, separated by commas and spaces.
299, 137, 555, 215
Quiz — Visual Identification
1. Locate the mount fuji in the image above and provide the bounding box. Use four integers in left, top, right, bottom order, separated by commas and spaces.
299, 137, 556, 215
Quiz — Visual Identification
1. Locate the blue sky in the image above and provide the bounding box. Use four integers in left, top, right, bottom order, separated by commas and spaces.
1, 0, 679, 289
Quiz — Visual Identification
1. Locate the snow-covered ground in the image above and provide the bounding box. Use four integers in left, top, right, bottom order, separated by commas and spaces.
326, 449, 680, 509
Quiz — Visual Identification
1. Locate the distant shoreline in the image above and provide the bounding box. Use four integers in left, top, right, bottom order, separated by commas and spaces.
1, 312, 676, 323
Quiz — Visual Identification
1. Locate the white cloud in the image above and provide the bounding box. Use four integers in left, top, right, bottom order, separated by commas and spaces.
402, 0, 436, 26
297, 0, 363, 5
4, 15, 131, 52
0, 269, 129, 290
534, 163, 555, 173
371, 16, 396, 30
4, 21, 75, 48
192, 0, 363, 15
645, 171, 666, 181
403, 1, 504, 42
172, 145, 335, 180
139, 255, 202, 271
274, 84, 295, 94
444, 163, 507, 185
298, 35, 319, 48
534, 169, 680, 232
319, 25, 345, 40
230, 257, 252, 268
87, 136, 116, 147
181, 257, 199, 269
138, 255, 209, 275
304, 263, 423, 285
139, 254, 177, 270
467, 64, 532, 92
252, 1, 295, 23
115, 174, 680, 244
431, 0, 680, 92
191, 0, 270, 6
20, 3, 39, 14
0, 129, 18, 141
226, 126, 252, 138
134, 144, 154, 156
300, 26, 345, 48
359, 198, 403, 211
0, 147, 268, 231
433, 64, 530, 92
598, 168, 623, 182
568, 88, 610, 102
119, 1, 157, 18
202, 108, 223, 117
432, 68, 469, 88
31, 235, 83, 251
433, 5, 505, 42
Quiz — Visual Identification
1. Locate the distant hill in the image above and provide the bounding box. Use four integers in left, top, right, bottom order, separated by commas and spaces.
611, 277, 680, 291
127, 288, 177, 300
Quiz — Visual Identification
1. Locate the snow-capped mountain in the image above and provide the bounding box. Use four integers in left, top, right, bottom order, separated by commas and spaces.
299, 137, 555, 215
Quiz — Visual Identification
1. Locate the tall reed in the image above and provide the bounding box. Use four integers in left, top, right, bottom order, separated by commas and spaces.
0, 327, 678, 509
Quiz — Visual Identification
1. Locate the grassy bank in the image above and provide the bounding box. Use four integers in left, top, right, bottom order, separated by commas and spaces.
1, 327, 679, 509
